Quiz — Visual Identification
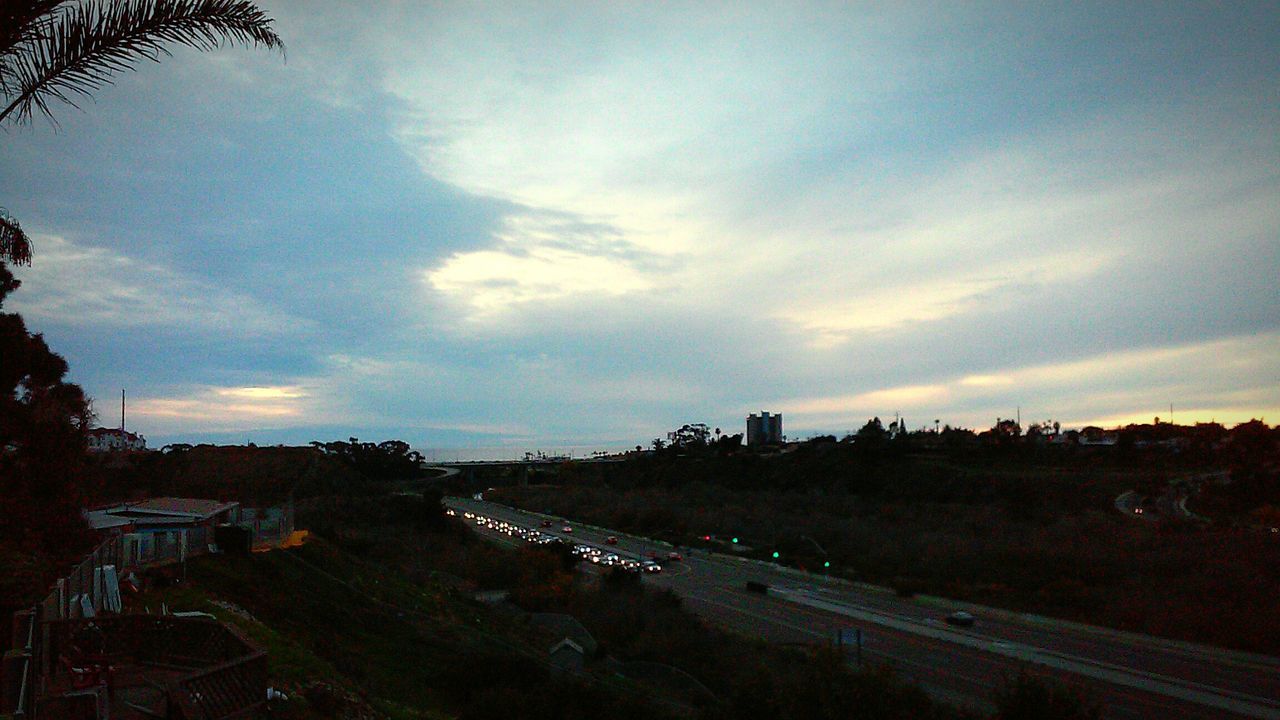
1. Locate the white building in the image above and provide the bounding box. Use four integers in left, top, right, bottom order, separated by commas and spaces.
86, 427, 146, 452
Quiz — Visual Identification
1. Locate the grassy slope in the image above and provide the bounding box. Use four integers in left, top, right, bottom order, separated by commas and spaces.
135, 533, 687, 720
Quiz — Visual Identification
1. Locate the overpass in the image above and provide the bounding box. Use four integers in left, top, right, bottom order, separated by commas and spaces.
421, 455, 623, 490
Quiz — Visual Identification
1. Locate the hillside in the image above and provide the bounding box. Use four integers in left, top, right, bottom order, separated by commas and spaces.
493, 446, 1280, 655
89, 445, 370, 505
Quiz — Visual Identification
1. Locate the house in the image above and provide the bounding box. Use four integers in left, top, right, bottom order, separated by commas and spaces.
1078, 426, 1119, 447
529, 613, 598, 657
238, 500, 296, 549
84, 497, 241, 568
86, 427, 146, 452
548, 638, 585, 673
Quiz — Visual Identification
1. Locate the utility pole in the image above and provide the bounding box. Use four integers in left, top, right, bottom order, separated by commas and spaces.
120, 389, 125, 431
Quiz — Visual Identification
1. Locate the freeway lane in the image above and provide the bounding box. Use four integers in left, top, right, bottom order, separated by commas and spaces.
445, 496, 1280, 719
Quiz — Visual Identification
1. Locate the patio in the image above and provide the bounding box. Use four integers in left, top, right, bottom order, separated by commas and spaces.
36, 615, 266, 720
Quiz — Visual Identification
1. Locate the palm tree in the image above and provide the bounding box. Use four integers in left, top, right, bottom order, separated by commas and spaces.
1, 0, 283, 264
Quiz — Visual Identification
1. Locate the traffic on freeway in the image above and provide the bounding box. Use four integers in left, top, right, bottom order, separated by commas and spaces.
445, 495, 1280, 719
449, 506, 665, 573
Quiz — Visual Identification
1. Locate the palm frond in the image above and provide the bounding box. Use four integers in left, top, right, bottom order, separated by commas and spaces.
1, 209, 33, 266
0, 0, 65, 97
1, 0, 284, 125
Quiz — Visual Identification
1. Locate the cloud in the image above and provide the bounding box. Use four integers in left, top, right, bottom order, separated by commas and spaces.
785, 249, 1118, 346
216, 386, 306, 400
130, 384, 314, 433
425, 212, 657, 316
788, 384, 951, 416
779, 332, 1280, 433
10, 235, 303, 336
2, 3, 1277, 449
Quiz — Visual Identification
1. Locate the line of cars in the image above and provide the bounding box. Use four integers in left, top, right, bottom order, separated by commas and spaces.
450, 506, 977, 628
450, 509, 559, 545
450, 507, 663, 573
571, 544, 663, 573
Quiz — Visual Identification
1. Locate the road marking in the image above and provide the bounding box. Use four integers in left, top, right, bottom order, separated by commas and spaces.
773, 589, 1280, 719
676, 588, 996, 711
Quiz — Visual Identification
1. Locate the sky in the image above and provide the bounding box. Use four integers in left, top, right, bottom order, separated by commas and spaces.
3, 2, 1278, 454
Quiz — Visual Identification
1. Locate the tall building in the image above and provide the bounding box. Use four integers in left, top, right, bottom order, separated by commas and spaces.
746, 411, 783, 446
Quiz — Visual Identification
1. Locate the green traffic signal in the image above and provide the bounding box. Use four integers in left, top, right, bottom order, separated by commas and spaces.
732, 537, 739, 544
823, 561, 831, 568
772, 551, 780, 559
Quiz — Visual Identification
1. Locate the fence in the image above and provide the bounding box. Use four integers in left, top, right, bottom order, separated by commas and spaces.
37, 536, 123, 622
1, 609, 36, 716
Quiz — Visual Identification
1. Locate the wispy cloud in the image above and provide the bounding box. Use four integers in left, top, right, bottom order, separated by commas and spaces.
131, 384, 314, 432
10, 235, 303, 336
425, 212, 658, 317
780, 333, 1280, 433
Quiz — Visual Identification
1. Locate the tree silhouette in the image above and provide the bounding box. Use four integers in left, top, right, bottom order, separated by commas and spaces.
0, 261, 96, 591
0, 209, 30, 266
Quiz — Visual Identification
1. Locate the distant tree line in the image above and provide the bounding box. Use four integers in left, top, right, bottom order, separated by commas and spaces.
310, 438, 426, 481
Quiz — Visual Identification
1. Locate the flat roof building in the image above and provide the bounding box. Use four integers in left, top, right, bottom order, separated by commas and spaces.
747, 411, 782, 446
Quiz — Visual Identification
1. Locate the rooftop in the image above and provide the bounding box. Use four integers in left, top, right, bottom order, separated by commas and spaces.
84, 497, 240, 529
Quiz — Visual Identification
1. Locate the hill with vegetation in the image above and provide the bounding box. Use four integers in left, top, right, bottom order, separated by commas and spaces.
492, 430, 1280, 656
135, 484, 1097, 720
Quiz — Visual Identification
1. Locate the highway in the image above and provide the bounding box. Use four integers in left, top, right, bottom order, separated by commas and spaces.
445, 496, 1280, 719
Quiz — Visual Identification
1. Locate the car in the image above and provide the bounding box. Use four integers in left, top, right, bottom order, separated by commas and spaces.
540, 520, 553, 527
562, 526, 573, 533
642, 561, 662, 573
666, 552, 683, 561
945, 611, 975, 627
605, 536, 618, 545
